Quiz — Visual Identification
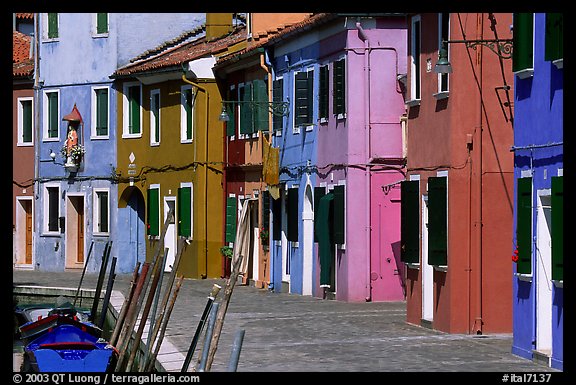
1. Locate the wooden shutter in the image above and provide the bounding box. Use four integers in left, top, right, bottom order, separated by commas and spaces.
513, 13, 534, 73
48, 13, 58, 39
272, 195, 281, 241
226, 101, 235, 137
178, 187, 192, 237
551, 176, 563, 281
319, 65, 329, 119
48, 187, 59, 232
262, 190, 270, 230
48, 93, 58, 138
152, 93, 160, 142
99, 191, 109, 233
314, 186, 326, 242
147, 188, 159, 236
401, 180, 420, 264
295, 72, 309, 126
240, 84, 254, 134
22, 100, 32, 143
225, 196, 237, 243
333, 59, 345, 115
428, 177, 447, 266
287, 188, 299, 242
96, 89, 108, 136
516, 177, 532, 274
184, 88, 193, 140
253, 79, 269, 132
545, 13, 563, 62
332, 185, 345, 244
273, 79, 283, 131
129, 86, 140, 134
96, 13, 108, 34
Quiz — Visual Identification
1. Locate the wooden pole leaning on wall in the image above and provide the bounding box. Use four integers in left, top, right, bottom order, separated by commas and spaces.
110, 262, 140, 347
73, 240, 94, 307
90, 241, 111, 321
97, 256, 117, 330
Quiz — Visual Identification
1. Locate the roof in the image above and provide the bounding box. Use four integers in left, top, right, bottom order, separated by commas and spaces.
16, 13, 34, 20
13, 30, 33, 78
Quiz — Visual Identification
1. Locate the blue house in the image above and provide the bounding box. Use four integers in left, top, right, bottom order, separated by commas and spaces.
511, 13, 563, 370
34, 13, 205, 274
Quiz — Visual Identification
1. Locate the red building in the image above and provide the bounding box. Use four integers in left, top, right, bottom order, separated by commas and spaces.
401, 13, 514, 334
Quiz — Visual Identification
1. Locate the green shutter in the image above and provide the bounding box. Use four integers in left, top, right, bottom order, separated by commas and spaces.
317, 193, 335, 287
185, 89, 193, 140
22, 100, 32, 143
287, 188, 299, 242
152, 93, 160, 142
428, 177, 447, 266
48, 93, 58, 138
253, 79, 269, 132
513, 13, 534, 73
314, 186, 326, 242
129, 86, 140, 134
178, 187, 192, 237
240, 84, 253, 134
551, 176, 563, 281
545, 13, 563, 62
225, 196, 237, 243
272, 79, 283, 131
147, 188, 159, 236
272, 195, 281, 241
48, 187, 59, 232
96, 13, 108, 34
226, 101, 235, 137
332, 185, 345, 244
48, 13, 58, 39
96, 89, 108, 136
99, 192, 109, 233
262, 190, 270, 230
319, 65, 329, 119
295, 72, 309, 126
401, 180, 420, 264
516, 177, 532, 275
333, 59, 345, 115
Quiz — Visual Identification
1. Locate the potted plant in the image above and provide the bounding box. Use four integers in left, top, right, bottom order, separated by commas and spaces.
259, 226, 269, 250
220, 245, 233, 259
61, 144, 85, 170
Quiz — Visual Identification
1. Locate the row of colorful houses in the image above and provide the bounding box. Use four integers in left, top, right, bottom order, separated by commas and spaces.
13, 12, 562, 370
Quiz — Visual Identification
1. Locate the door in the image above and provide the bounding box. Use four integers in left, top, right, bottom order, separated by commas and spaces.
77, 202, 84, 263
536, 194, 552, 357
65, 195, 85, 269
164, 197, 176, 272
422, 195, 433, 322
25, 200, 33, 264
302, 185, 313, 295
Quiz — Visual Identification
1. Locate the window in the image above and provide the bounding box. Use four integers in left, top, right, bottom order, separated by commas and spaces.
428, 176, 447, 266
92, 86, 109, 138
262, 190, 270, 234
551, 176, 563, 281
253, 78, 269, 133
95, 13, 108, 35
545, 13, 563, 68
225, 195, 237, 244
272, 192, 282, 241
287, 187, 299, 242
513, 13, 534, 78
401, 180, 420, 264
516, 177, 532, 275
319, 65, 329, 121
46, 13, 58, 39
123, 82, 142, 137
410, 15, 422, 103
178, 183, 193, 238
18, 97, 33, 146
225, 87, 236, 138
44, 90, 59, 140
147, 185, 160, 237
181, 85, 194, 143
150, 89, 161, 146
332, 184, 345, 245
272, 78, 284, 133
93, 188, 109, 235
436, 13, 450, 96
44, 184, 60, 234
313, 186, 326, 242
333, 59, 345, 117
294, 69, 314, 132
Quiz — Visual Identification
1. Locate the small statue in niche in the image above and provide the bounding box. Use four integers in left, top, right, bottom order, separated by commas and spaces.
64, 123, 81, 166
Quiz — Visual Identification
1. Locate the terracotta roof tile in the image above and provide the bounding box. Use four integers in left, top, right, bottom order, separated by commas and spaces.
16, 13, 34, 20
13, 31, 34, 77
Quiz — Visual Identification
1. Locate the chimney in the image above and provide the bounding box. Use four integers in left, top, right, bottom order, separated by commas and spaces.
206, 13, 233, 41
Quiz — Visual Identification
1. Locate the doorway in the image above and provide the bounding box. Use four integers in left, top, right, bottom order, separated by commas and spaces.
15, 197, 34, 266
536, 193, 552, 358
164, 197, 176, 272
422, 195, 433, 322
302, 184, 313, 295
65, 194, 85, 269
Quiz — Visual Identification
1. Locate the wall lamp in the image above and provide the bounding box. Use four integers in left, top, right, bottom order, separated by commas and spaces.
435, 38, 513, 74
40, 149, 63, 165
218, 100, 290, 122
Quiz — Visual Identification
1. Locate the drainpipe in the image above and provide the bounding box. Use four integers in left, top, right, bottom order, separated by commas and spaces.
33, 13, 40, 242
356, 22, 372, 302
182, 74, 209, 279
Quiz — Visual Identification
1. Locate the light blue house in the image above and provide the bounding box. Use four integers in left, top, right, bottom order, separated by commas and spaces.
34, 13, 205, 274
511, 13, 563, 370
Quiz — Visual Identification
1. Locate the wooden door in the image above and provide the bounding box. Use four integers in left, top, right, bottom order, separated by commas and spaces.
77, 199, 84, 263
25, 200, 33, 264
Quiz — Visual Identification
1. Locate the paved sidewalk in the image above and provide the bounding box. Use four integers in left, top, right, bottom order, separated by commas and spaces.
12, 270, 561, 373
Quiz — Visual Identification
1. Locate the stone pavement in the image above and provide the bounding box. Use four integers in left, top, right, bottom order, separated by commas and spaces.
12, 270, 561, 374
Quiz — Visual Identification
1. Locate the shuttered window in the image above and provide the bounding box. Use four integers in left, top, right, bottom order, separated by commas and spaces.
253, 79, 269, 132
294, 70, 313, 127
95, 88, 108, 136
147, 187, 160, 236
287, 188, 299, 242
128, 85, 141, 134
182, 88, 193, 141
47, 186, 59, 232
96, 13, 108, 34
516, 177, 532, 275
225, 196, 237, 243
48, 13, 58, 39
545, 13, 563, 62
428, 177, 447, 266
47, 92, 59, 138
21, 99, 33, 143
551, 176, 563, 281
411, 17, 421, 100
319, 65, 329, 120
314, 186, 326, 242
513, 13, 534, 73
333, 59, 345, 116
272, 195, 281, 241
401, 180, 420, 264
273, 78, 283, 131
226, 95, 236, 137
150, 90, 160, 144
239, 83, 253, 135
95, 190, 109, 234
178, 186, 192, 237
332, 185, 345, 244
262, 190, 270, 231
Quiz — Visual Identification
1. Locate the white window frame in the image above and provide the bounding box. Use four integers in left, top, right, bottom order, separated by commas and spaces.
43, 89, 60, 142
150, 89, 161, 146
180, 85, 194, 144
17, 97, 34, 146
43, 183, 60, 236
435, 13, 450, 99
91, 85, 110, 140
122, 81, 143, 138
93, 187, 110, 236
148, 184, 161, 240
333, 56, 347, 120
180, 182, 193, 239
92, 13, 109, 38
407, 15, 422, 106
229, 84, 236, 141
273, 76, 284, 137
514, 13, 535, 79
237, 83, 246, 139
432, 170, 448, 272
42, 13, 59, 42
292, 67, 315, 134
